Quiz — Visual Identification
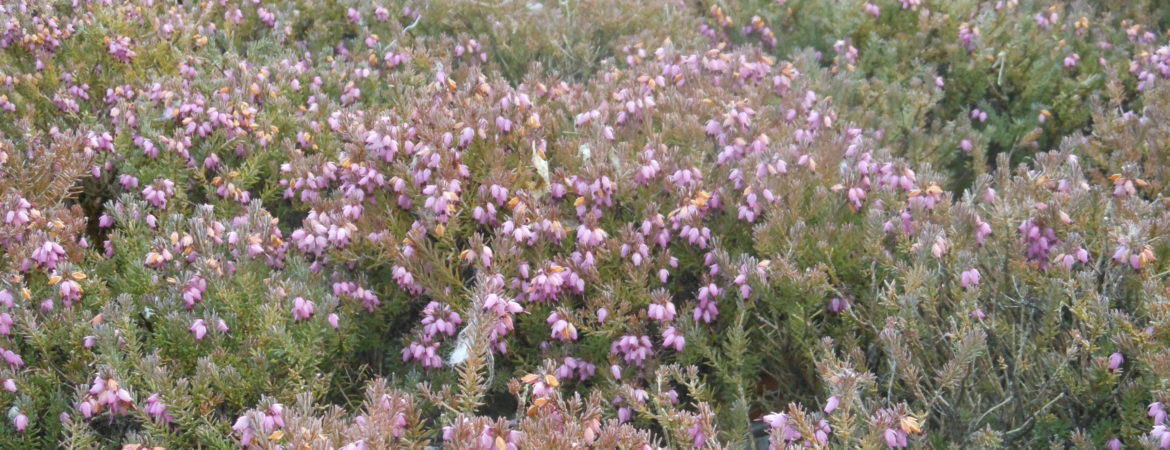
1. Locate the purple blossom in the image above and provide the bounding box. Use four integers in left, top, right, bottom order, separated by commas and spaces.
145, 393, 173, 424
81, 375, 134, 419
825, 395, 840, 414
610, 335, 654, 367
190, 319, 207, 341
13, 413, 26, 432
421, 302, 461, 339
960, 268, 981, 289
106, 36, 136, 62
292, 296, 316, 322
142, 179, 176, 208
1109, 352, 1124, 371
547, 311, 578, 342
662, 326, 685, 351
31, 241, 67, 270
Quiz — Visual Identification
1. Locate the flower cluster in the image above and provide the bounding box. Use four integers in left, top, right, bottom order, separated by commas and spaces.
79, 375, 134, 420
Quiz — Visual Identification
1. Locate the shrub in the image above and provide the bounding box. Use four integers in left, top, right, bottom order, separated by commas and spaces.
3, 0, 1170, 448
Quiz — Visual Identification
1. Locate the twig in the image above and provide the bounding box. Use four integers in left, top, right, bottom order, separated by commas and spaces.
403, 14, 423, 34
1005, 392, 1065, 440
969, 394, 1013, 435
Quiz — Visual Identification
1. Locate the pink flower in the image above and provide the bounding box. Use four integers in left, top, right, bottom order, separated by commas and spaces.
142, 179, 176, 208
1, 348, 24, 368
556, 357, 596, 381
648, 301, 677, 323
693, 283, 721, 323
884, 428, 907, 448
31, 241, 67, 270
182, 276, 206, 309
145, 393, 173, 423
960, 268, 981, 289
13, 413, 27, 432
1114, 244, 1156, 270
3, 197, 32, 226
931, 236, 949, 258
106, 36, 136, 62
1150, 402, 1165, 425
82, 375, 134, 418
523, 372, 559, 399
421, 302, 461, 338
0, 313, 12, 336
688, 422, 707, 447
144, 248, 173, 269
233, 415, 255, 446
190, 319, 207, 340
292, 297, 315, 321
547, 312, 578, 341
974, 216, 992, 245
763, 412, 802, 445
1154, 425, 1170, 449
610, 335, 654, 366
402, 341, 441, 368
118, 174, 139, 189
825, 395, 840, 414
970, 108, 987, 123
2, 379, 15, 392
233, 402, 285, 447
328, 313, 340, 329
459, 127, 475, 147
828, 297, 850, 313
984, 188, 997, 203
1109, 352, 1124, 371
60, 279, 83, 306
576, 225, 608, 247
662, 326, 685, 351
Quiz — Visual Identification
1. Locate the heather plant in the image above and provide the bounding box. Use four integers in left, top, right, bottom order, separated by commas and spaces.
5, 0, 1170, 448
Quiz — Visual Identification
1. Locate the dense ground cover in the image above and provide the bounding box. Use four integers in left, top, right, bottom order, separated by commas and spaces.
3, 0, 1170, 448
